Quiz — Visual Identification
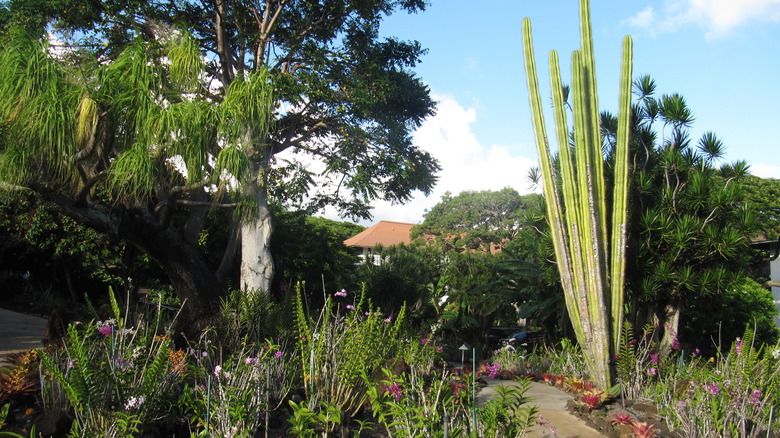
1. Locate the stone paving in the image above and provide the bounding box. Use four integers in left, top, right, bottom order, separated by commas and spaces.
0, 307, 47, 368
477, 377, 603, 437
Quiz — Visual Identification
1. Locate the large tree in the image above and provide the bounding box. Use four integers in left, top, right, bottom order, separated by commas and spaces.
0, 1, 439, 332
411, 188, 536, 253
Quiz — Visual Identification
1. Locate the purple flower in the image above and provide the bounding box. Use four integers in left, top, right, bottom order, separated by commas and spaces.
420, 338, 428, 345
437, 346, 444, 353
125, 395, 146, 410
486, 362, 501, 378
384, 381, 403, 402
692, 348, 700, 357
735, 337, 744, 356
335, 289, 347, 297
275, 351, 284, 358
646, 368, 657, 376
98, 325, 113, 336
346, 304, 355, 310
705, 382, 720, 395
383, 316, 392, 323
245, 357, 258, 365
66, 359, 76, 369
749, 389, 763, 406
672, 337, 681, 350
649, 353, 659, 364
114, 358, 134, 371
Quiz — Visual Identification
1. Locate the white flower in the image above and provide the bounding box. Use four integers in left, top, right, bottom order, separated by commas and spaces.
125, 395, 146, 410
439, 295, 449, 306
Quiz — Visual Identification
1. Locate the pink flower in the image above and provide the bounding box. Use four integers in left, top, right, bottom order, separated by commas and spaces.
335, 289, 347, 297
486, 362, 501, 378
98, 325, 112, 336
245, 357, 258, 365
692, 348, 700, 357
420, 338, 428, 345
649, 353, 659, 364
735, 337, 744, 356
705, 382, 720, 395
346, 304, 355, 310
275, 351, 284, 358
383, 316, 392, 323
646, 368, 657, 376
384, 381, 403, 402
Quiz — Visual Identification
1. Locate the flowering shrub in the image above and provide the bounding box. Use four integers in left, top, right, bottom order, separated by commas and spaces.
180, 335, 293, 438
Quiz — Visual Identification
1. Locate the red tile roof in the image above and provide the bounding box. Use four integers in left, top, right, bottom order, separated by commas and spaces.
343, 221, 416, 248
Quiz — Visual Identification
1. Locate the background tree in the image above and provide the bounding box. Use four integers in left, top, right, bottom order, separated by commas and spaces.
0, 1, 438, 329
741, 175, 780, 240
271, 210, 363, 300
411, 188, 534, 253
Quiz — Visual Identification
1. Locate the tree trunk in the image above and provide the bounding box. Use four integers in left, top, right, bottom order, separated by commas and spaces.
239, 190, 274, 294
35, 189, 228, 339
122, 223, 226, 339
658, 302, 681, 360
239, 152, 275, 295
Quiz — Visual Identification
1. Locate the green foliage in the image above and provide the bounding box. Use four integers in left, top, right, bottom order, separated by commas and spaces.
286, 399, 342, 437
294, 284, 408, 415
478, 378, 539, 438
180, 337, 293, 437
614, 322, 661, 400
412, 188, 536, 253
681, 276, 780, 356
271, 210, 363, 299
356, 243, 438, 319
367, 368, 538, 438
741, 175, 780, 239
217, 288, 296, 352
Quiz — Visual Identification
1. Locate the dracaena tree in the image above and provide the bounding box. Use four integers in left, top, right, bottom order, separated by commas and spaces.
604, 75, 759, 358
0, 1, 439, 333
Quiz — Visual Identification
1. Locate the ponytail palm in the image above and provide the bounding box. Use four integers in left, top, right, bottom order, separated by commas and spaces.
521, 0, 632, 389
0, 31, 273, 332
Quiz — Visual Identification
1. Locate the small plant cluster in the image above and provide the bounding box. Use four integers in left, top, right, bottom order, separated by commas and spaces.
644, 330, 780, 437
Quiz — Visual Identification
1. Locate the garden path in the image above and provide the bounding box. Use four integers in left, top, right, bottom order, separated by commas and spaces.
478, 377, 604, 437
0, 307, 47, 368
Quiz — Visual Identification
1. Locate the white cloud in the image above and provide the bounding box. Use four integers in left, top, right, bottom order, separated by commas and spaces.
351, 95, 537, 225
750, 163, 780, 179
625, 0, 780, 37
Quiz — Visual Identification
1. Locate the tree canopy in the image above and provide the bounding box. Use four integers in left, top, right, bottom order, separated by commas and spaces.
411, 188, 538, 253
0, 0, 439, 331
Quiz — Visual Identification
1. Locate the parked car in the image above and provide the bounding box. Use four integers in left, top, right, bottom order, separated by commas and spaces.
499, 330, 546, 351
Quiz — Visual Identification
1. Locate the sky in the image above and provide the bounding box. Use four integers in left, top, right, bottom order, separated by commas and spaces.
321, 0, 780, 226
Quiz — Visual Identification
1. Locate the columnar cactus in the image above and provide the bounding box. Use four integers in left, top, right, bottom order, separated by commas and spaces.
521, 0, 633, 389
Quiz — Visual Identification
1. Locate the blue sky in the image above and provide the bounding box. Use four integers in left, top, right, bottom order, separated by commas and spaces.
329, 0, 780, 225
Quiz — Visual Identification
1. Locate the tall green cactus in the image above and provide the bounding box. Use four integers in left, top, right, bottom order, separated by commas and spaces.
521, 0, 632, 389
